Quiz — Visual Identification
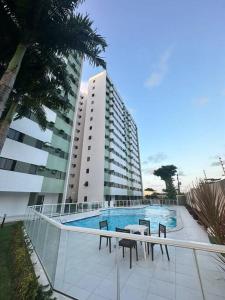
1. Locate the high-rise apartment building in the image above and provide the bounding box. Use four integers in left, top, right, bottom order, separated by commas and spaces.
67, 70, 143, 203
0, 54, 82, 218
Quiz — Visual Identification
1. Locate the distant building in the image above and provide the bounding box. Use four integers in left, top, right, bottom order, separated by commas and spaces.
67, 70, 143, 203
0, 54, 83, 218
144, 188, 155, 197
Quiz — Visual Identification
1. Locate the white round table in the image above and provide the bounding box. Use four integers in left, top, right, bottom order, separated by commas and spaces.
125, 224, 149, 260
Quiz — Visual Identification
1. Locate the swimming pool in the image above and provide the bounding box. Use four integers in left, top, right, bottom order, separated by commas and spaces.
64, 206, 176, 232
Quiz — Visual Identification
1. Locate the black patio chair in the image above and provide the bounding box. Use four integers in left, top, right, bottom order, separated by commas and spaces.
99, 220, 111, 253
116, 227, 138, 269
139, 219, 151, 255
151, 223, 170, 261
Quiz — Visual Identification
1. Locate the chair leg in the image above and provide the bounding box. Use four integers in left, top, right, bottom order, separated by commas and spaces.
165, 245, 170, 261
109, 238, 111, 253
135, 244, 138, 261
130, 248, 132, 269
160, 244, 164, 254
122, 247, 125, 258
151, 244, 154, 261
99, 236, 102, 250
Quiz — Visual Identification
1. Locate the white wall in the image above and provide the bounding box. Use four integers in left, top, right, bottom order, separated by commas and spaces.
1, 139, 48, 166
0, 170, 43, 192
11, 118, 53, 143
0, 192, 29, 217
78, 71, 106, 202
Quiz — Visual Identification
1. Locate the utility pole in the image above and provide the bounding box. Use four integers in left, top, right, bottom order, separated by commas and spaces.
219, 157, 225, 176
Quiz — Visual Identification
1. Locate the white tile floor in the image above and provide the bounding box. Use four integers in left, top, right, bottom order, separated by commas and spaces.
53, 206, 225, 300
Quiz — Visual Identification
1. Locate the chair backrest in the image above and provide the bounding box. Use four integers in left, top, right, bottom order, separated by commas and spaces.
139, 219, 151, 235
158, 223, 167, 238
99, 220, 108, 230
115, 227, 130, 234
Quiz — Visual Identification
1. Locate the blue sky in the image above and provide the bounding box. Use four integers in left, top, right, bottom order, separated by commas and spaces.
79, 0, 225, 191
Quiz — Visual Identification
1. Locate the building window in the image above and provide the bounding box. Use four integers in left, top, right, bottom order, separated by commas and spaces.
78, 115, 81, 119
87, 157, 90, 161
86, 168, 89, 174
91, 100, 94, 104
93, 80, 95, 83
89, 126, 92, 130
69, 184, 74, 188
75, 137, 79, 141
72, 164, 76, 168
91, 108, 93, 112
74, 146, 78, 149
92, 86, 95, 90
88, 146, 91, 150
92, 94, 95, 97
90, 117, 93, 121
77, 122, 81, 126
84, 196, 87, 202
84, 181, 88, 186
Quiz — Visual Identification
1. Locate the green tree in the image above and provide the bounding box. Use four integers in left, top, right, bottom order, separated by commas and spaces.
0, 0, 107, 119
153, 165, 177, 199
0, 45, 73, 152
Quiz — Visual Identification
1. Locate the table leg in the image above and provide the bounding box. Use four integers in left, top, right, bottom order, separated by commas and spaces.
142, 241, 147, 260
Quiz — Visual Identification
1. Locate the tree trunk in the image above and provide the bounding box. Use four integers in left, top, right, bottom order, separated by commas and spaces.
0, 43, 27, 119
0, 102, 18, 154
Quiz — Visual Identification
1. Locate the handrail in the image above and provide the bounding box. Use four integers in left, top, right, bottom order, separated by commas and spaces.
30, 201, 104, 207
27, 207, 225, 254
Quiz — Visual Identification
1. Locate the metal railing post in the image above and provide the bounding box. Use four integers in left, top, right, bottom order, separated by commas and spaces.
50, 204, 54, 218
193, 249, 205, 300
115, 237, 120, 300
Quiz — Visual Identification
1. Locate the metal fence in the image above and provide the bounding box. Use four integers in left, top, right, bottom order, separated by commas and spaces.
114, 198, 178, 207
31, 201, 105, 218
24, 205, 225, 300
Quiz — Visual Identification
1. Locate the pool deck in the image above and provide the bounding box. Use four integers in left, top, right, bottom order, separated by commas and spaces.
51, 206, 225, 300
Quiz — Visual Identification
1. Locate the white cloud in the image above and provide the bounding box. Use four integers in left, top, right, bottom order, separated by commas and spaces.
145, 46, 173, 89
194, 96, 209, 107
80, 80, 88, 93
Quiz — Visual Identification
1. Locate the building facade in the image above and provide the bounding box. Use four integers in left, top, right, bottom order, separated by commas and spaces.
67, 71, 143, 203
0, 54, 82, 217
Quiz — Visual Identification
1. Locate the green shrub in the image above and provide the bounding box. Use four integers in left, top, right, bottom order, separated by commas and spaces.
9, 222, 55, 300
11, 222, 38, 299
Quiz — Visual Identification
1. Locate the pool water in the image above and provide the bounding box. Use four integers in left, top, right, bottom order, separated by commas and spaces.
64, 206, 176, 232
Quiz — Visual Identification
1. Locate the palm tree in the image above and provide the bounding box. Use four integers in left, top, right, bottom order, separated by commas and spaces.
153, 165, 177, 199
0, 0, 107, 118
0, 45, 73, 152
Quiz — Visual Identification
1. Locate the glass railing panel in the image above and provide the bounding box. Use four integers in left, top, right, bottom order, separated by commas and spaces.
54, 231, 117, 299
40, 221, 61, 284
194, 249, 225, 300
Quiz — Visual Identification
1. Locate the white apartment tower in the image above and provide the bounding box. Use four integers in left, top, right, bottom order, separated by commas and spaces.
67, 71, 143, 203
